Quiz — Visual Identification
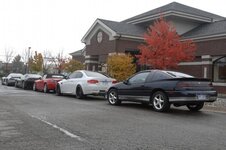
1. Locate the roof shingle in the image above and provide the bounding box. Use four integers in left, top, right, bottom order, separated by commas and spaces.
182, 20, 226, 39
123, 2, 225, 23
99, 19, 146, 37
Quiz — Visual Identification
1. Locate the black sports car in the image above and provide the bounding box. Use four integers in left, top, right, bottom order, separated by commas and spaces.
15, 74, 42, 89
107, 70, 217, 112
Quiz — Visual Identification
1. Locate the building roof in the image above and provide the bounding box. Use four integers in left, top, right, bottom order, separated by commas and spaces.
123, 2, 225, 23
80, 2, 226, 49
182, 20, 226, 39
69, 49, 83, 56
99, 19, 146, 37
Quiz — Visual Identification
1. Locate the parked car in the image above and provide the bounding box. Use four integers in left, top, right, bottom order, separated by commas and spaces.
2, 73, 23, 86
33, 74, 65, 93
56, 70, 117, 98
1, 76, 6, 85
107, 70, 217, 112
15, 74, 42, 89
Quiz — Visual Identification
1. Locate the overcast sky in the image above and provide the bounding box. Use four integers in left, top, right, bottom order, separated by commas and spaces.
0, 0, 226, 61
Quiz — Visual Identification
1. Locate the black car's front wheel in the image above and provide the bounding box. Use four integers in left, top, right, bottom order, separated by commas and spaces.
151, 91, 170, 112
33, 83, 36, 91
107, 89, 121, 105
186, 102, 204, 111
22, 82, 26, 89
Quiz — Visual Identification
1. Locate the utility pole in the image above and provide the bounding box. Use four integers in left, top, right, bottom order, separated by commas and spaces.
27, 47, 31, 73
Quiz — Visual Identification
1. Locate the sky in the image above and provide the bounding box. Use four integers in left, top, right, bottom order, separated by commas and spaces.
0, 0, 226, 62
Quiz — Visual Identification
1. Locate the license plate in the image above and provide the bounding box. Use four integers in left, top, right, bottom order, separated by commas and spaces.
101, 81, 109, 85
197, 94, 207, 100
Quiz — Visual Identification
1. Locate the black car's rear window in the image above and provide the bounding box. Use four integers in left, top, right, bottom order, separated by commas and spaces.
164, 71, 193, 78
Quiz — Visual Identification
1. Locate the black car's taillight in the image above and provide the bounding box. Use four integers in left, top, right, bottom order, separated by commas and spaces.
176, 81, 192, 88
176, 81, 212, 88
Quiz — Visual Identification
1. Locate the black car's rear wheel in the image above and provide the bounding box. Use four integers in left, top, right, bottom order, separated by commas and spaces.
151, 91, 170, 112
186, 102, 204, 111
107, 89, 121, 105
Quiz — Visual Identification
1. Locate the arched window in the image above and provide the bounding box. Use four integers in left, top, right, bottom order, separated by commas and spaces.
213, 56, 226, 82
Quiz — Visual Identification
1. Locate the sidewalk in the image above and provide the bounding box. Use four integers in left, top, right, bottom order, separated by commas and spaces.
204, 94, 226, 112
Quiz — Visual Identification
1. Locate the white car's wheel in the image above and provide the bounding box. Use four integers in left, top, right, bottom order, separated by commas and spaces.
76, 86, 84, 99
56, 84, 62, 96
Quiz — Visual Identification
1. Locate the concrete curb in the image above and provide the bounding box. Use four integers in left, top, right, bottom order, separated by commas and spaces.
204, 95, 226, 112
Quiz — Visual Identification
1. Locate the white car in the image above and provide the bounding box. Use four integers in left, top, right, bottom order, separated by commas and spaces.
56, 70, 117, 98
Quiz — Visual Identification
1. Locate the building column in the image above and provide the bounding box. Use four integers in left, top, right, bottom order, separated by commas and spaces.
85, 55, 99, 71
201, 55, 212, 79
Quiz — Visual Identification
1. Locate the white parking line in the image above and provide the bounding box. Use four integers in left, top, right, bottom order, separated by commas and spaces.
30, 115, 86, 142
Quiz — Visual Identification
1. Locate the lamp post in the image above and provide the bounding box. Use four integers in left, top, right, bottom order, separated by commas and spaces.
27, 47, 31, 73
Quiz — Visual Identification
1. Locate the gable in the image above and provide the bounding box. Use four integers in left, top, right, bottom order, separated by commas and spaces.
81, 19, 118, 45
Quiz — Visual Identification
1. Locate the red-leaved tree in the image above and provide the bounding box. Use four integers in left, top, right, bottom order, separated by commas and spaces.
137, 17, 196, 69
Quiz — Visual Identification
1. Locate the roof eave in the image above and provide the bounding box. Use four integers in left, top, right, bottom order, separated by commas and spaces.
81, 19, 118, 44
182, 33, 226, 42
125, 11, 214, 24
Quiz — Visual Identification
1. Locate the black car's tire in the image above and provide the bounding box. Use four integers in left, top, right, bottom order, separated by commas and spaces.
151, 91, 170, 112
186, 102, 204, 111
56, 84, 62, 96
22, 82, 26, 89
107, 89, 121, 105
15, 82, 17, 87
43, 84, 49, 93
76, 86, 84, 99
6, 80, 9, 86
33, 83, 36, 91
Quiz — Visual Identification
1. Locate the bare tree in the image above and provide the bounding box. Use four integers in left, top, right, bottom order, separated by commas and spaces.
4, 48, 14, 74
21, 47, 33, 73
50, 50, 68, 74
42, 50, 53, 74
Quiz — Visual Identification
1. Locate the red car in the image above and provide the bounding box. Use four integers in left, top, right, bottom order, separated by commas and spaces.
33, 74, 65, 93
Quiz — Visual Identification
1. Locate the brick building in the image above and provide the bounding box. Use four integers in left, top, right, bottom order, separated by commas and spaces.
71, 2, 226, 93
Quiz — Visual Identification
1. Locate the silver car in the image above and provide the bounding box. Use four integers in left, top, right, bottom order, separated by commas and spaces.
2, 73, 23, 86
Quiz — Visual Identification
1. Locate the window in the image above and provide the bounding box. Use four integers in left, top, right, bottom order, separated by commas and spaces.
129, 72, 149, 84
213, 56, 226, 82
85, 71, 107, 78
151, 72, 171, 81
69, 72, 83, 79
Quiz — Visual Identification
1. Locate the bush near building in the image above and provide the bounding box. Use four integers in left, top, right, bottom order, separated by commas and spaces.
107, 54, 136, 81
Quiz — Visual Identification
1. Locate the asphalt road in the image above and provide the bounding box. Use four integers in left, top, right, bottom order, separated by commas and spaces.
0, 85, 226, 150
